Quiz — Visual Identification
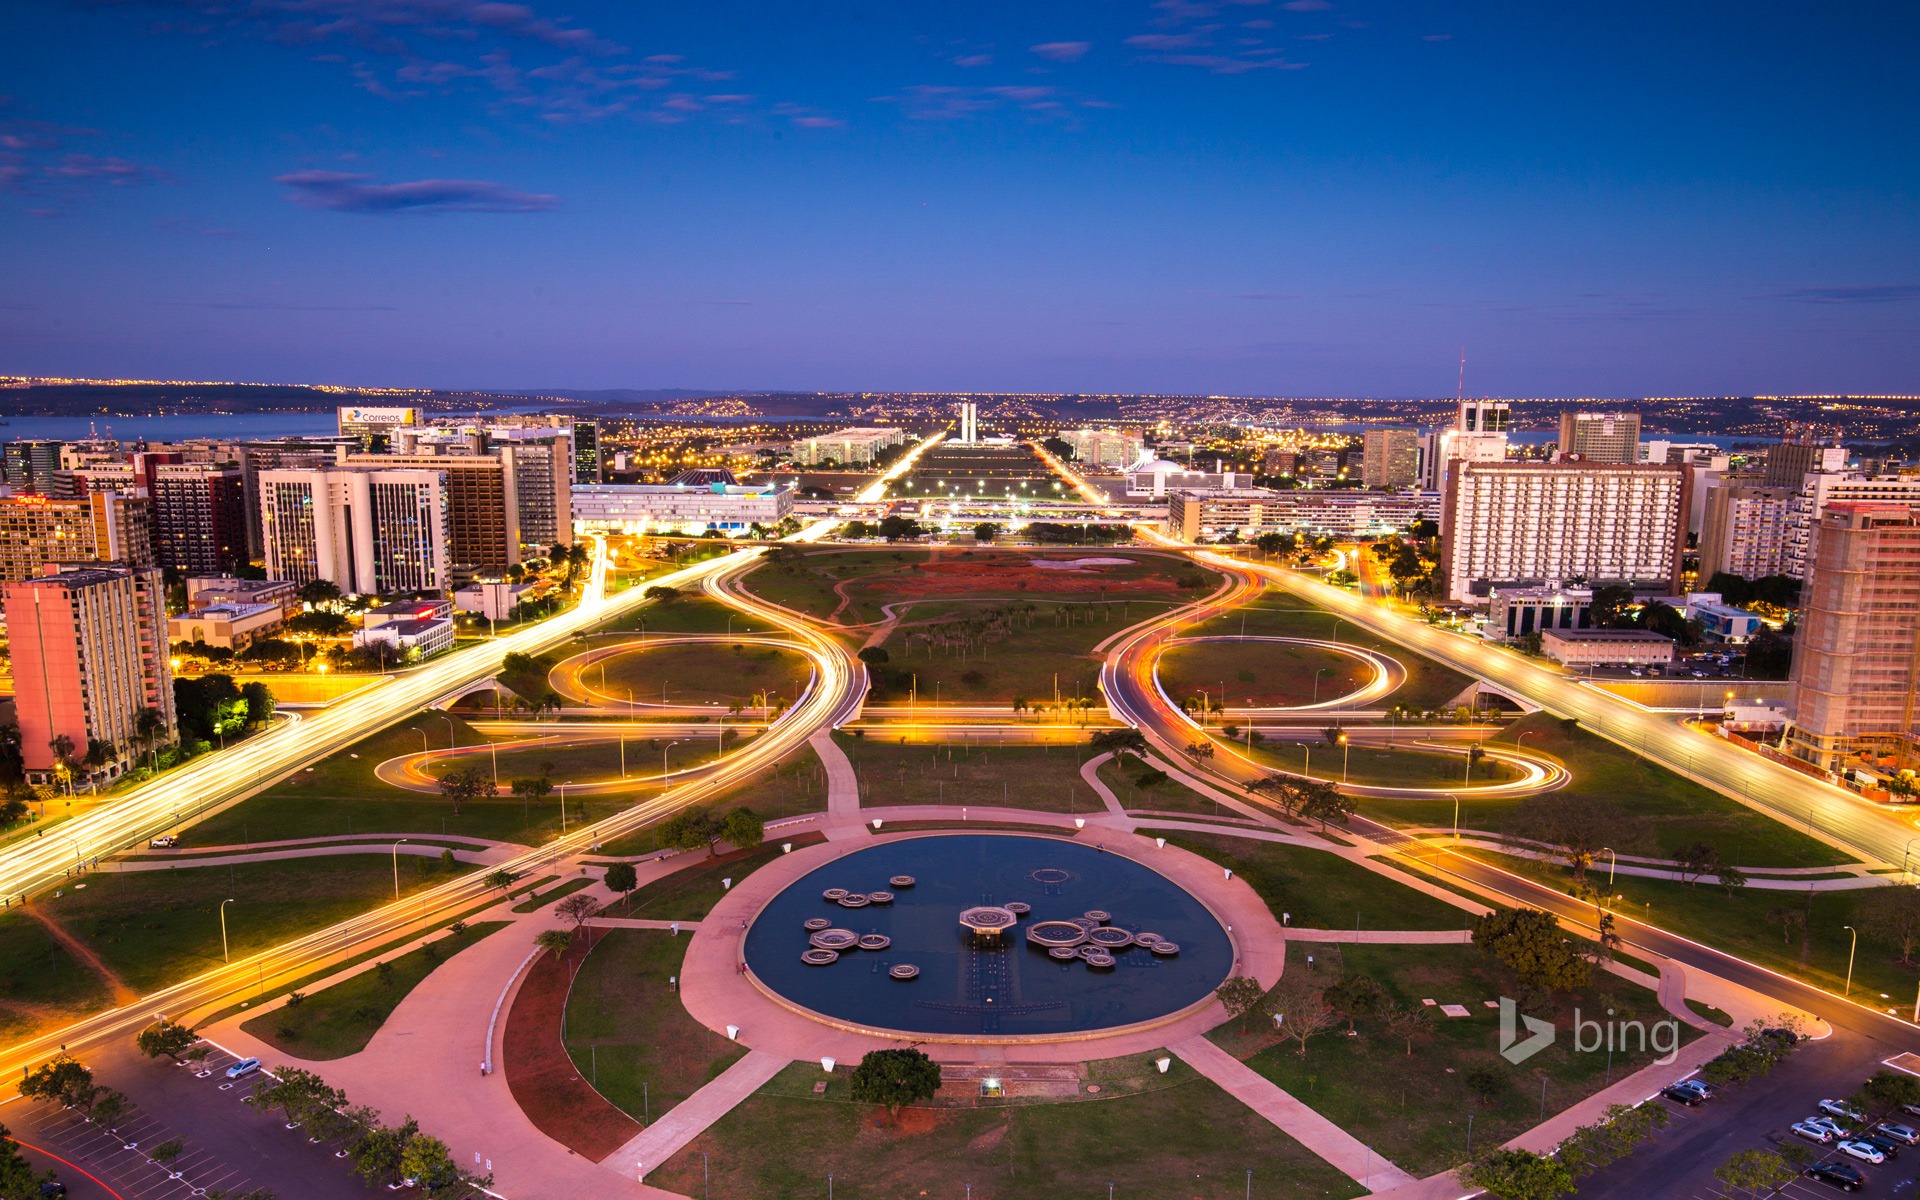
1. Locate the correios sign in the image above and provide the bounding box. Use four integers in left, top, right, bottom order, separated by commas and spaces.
338, 406, 418, 426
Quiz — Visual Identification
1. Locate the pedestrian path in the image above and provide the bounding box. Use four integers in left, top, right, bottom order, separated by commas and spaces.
603, 1049, 789, 1182
1079, 752, 1132, 819
810, 732, 866, 840
1283, 928, 1473, 944
1169, 1035, 1415, 1192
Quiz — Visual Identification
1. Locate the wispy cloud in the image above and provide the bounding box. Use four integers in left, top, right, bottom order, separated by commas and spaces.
952, 53, 993, 68
874, 84, 1094, 123
1029, 41, 1092, 62
1126, 6, 1306, 73
43, 154, 167, 185
184, 300, 399, 311
1778, 284, 1920, 304
273, 170, 556, 214
0, 107, 167, 210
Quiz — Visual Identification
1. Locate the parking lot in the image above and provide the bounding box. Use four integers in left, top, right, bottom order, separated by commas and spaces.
1580, 1025, 1917, 1196
3, 1037, 380, 1199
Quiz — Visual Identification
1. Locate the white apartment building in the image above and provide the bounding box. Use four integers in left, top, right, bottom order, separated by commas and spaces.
1168, 487, 1439, 541
791, 427, 906, 467
1059, 428, 1146, 470
259, 466, 452, 595
1784, 473, 1920, 579
572, 481, 794, 535
1697, 481, 1796, 580
1438, 461, 1688, 604
1361, 429, 1421, 488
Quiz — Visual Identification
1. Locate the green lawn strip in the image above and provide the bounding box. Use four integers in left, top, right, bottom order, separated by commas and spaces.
0, 910, 114, 1046
1159, 638, 1373, 710
421, 732, 754, 792
512, 877, 596, 913
1366, 711, 1848, 869
1687, 999, 1735, 1027
591, 750, 830, 859
583, 641, 812, 711
615, 838, 822, 921
496, 647, 567, 701
1362, 854, 1498, 911
241, 921, 511, 1059
1212, 943, 1694, 1178
649, 1058, 1365, 1200
1243, 738, 1520, 789
507, 874, 557, 899
562, 929, 746, 1123
1189, 596, 1478, 713
840, 735, 1109, 815
870, 597, 1185, 704
1095, 758, 1229, 818
48, 854, 457, 995
1464, 847, 1920, 1015
597, 595, 769, 636
125, 837, 489, 860
1165, 833, 1470, 931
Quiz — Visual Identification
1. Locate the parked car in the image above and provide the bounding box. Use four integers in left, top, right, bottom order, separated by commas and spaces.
1838, 1140, 1886, 1165
1805, 1162, 1865, 1192
1662, 1084, 1706, 1106
1822, 1099, 1868, 1124
1858, 1133, 1901, 1159
147, 835, 179, 849
38, 1184, 67, 1198
1670, 1079, 1714, 1101
1809, 1116, 1853, 1139
224, 1057, 261, 1080
1757, 1027, 1800, 1048
1876, 1121, 1920, 1145
1794, 1121, 1837, 1144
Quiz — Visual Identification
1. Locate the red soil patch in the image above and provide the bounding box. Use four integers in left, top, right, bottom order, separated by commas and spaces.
503, 943, 643, 1162
870, 561, 1182, 598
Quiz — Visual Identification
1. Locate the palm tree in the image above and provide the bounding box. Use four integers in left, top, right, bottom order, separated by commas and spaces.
47, 734, 76, 793
134, 707, 168, 769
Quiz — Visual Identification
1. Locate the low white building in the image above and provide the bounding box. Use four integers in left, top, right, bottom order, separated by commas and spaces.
1483, 585, 1594, 643
454, 580, 536, 621
168, 602, 285, 650
790, 427, 905, 467
353, 615, 455, 657
362, 598, 455, 630
1682, 593, 1767, 644
1166, 487, 1437, 541
1127, 460, 1252, 499
1540, 628, 1676, 668
572, 482, 794, 536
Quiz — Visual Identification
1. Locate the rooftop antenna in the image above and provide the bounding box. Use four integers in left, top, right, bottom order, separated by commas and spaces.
1457, 346, 1467, 402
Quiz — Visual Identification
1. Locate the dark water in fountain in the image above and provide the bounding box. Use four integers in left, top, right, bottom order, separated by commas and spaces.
743, 834, 1234, 1037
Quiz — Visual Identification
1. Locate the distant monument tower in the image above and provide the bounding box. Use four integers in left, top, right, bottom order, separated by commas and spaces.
956, 401, 978, 444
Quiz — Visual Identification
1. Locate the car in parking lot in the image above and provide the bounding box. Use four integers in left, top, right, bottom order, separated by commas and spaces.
1876, 1121, 1920, 1145
1821, 1099, 1867, 1123
224, 1057, 261, 1080
1662, 1084, 1706, 1106
1669, 1079, 1714, 1101
1808, 1116, 1852, 1139
1838, 1139, 1886, 1164
1805, 1161, 1866, 1192
1857, 1132, 1901, 1159
1794, 1120, 1837, 1144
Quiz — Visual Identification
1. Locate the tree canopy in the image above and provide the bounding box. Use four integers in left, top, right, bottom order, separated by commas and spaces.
847, 1048, 942, 1115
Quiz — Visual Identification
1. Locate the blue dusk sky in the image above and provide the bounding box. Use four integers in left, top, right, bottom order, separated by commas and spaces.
1, 1, 1916, 397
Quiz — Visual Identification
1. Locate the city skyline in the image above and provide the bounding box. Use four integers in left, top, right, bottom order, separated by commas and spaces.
3, 1, 1917, 396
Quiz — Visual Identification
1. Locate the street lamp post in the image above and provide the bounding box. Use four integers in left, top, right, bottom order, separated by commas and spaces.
1602, 846, 1617, 888
219, 897, 235, 963
663, 742, 684, 788
1844, 925, 1859, 997
1904, 836, 1920, 883
392, 838, 408, 899
1313, 668, 1330, 705
1340, 731, 1350, 783
1449, 793, 1461, 841
435, 711, 456, 752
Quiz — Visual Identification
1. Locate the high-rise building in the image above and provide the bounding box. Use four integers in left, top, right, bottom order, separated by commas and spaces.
1459, 399, 1511, 434
1362, 429, 1421, 489
1438, 461, 1689, 604
1784, 503, 1920, 773
957, 402, 979, 444
234, 437, 362, 556
1784, 473, 1920, 579
1556, 411, 1643, 464
342, 452, 515, 577
1697, 482, 1796, 581
488, 429, 574, 552
572, 419, 603, 484
1764, 435, 1847, 488
145, 463, 248, 574
336, 405, 421, 452
259, 466, 451, 595
0, 493, 154, 608
2, 441, 65, 493
1420, 400, 1510, 492
6, 564, 174, 784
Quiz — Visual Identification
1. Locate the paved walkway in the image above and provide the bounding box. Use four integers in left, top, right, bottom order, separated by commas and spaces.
603, 1049, 788, 1182
810, 732, 866, 840
1436, 835, 1889, 890
1170, 1035, 1416, 1192
1079, 752, 1132, 819
586, 917, 704, 931
1284, 929, 1473, 944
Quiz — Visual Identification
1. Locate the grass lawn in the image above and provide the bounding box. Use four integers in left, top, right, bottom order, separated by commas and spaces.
872, 598, 1187, 705
1212, 943, 1694, 1177
590, 749, 830, 858
649, 1056, 1365, 1200
1188, 596, 1477, 713
1360, 712, 1851, 869
597, 595, 771, 637
512, 877, 595, 912
1244, 739, 1520, 789
421, 732, 753, 792
571, 642, 812, 710
241, 921, 509, 1059
1467, 847, 1920, 1018
45, 853, 453, 994
0, 911, 113, 1045
842, 734, 1110, 814
613, 839, 817, 921
1164, 832, 1470, 931
1160, 639, 1373, 709
1095, 757, 1231, 818
563, 929, 746, 1124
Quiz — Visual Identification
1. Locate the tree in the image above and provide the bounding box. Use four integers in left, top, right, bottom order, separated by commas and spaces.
1555, 1102, 1668, 1176
1854, 1068, 1920, 1115
437, 765, 494, 816
1383, 1001, 1435, 1056
247, 1068, 345, 1127
1589, 584, 1635, 629
136, 1019, 199, 1062
856, 646, 890, 667
1857, 884, 1920, 965
350, 1115, 419, 1187
482, 868, 518, 897
973, 522, 1001, 542
1713, 1149, 1795, 1195
1745, 626, 1793, 679
0, 1121, 55, 1194
1267, 975, 1339, 1057
555, 892, 599, 932
149, 1138, 185, 1166
1463, 1149, 1575, 1200
643, 584, 682, 601
1215, 976, 1266, 1032
1672, 842, 1718, 886
20, 1054, 93, 1108
1089, 727, 1149, 766
400, 1132, 490, 1197
876, 515, 926, 542
241, 681, 276, 729
603, 862, 638, 912
659, 808, 722, 855
847, 1048, 941, 1118
1300, 784, 1356, 831
1473, 908, 1592, 992
286, 610, 353, 638
88, 1087, 131, 1128
535, 928, 575, 958
298, 579, 343, 610
1717, 863, 1747, 896
1324, 972, 1387, 1033
720, 806, 764, 853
